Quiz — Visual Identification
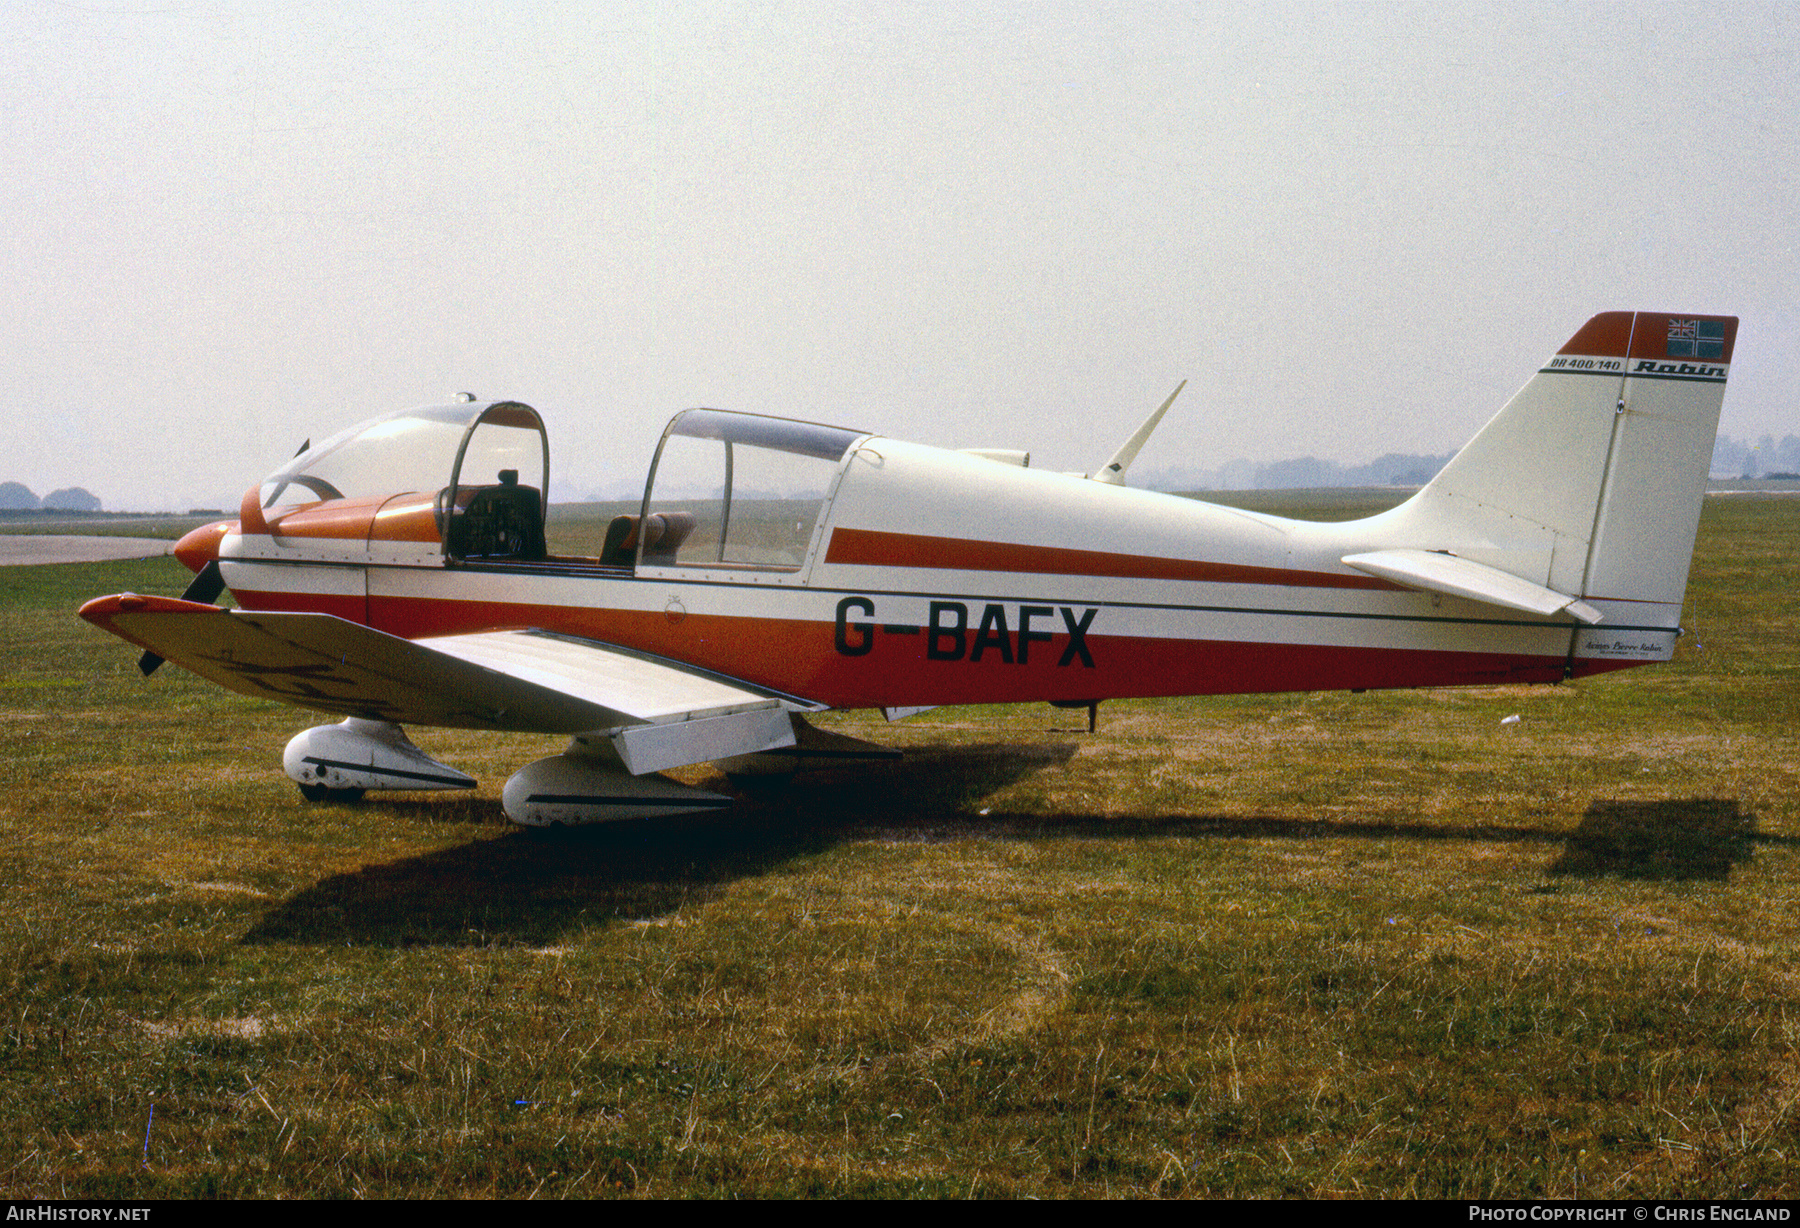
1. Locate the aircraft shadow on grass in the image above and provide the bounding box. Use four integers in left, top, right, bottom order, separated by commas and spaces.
239, 740, 1081, 949
235, 731, 1771, 943
1547, 797, 1764, 881
1031, 796, 1772, 885
240, 741, 1771, 949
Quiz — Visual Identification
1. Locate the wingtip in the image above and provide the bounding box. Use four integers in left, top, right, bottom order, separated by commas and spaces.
80, 591, 231, 626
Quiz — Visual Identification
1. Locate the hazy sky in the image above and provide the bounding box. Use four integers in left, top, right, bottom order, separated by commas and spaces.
3, 1, 1794, 509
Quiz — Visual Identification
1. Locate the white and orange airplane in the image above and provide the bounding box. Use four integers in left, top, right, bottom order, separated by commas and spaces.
82, 311, 1736, 824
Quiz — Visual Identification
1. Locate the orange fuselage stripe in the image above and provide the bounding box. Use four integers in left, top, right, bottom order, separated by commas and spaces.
822, 527, 1401, 591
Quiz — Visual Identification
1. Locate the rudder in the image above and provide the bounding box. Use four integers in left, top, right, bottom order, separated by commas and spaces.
1582, 314, 1736, 610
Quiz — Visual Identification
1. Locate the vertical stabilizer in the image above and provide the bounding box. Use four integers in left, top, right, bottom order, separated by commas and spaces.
1384, 312, 1735, 653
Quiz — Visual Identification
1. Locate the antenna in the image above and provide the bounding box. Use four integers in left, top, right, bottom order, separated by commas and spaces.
1091, 380, 1185, 485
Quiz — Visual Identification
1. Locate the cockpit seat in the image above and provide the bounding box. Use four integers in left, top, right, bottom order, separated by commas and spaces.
599, 511, 697, 567
599, 515, 638, 567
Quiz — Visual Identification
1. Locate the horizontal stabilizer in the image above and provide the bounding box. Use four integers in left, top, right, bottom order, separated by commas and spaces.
1341, 550, 1603, 623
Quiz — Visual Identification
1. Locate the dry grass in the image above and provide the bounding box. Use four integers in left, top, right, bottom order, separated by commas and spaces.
0, 496, 1796, 1197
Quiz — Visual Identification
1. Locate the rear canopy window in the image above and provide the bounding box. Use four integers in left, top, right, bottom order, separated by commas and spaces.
640, 410, 863, 570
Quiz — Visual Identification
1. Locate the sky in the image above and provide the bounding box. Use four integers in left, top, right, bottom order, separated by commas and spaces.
2, 0, 1794, 510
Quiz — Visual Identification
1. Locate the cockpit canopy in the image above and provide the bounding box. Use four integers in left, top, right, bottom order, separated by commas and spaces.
256, 400, 548, 560
248, 400, 866, 573
639, 409, 865, 572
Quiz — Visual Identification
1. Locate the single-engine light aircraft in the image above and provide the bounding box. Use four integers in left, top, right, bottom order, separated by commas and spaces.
82, 312, 1736, 825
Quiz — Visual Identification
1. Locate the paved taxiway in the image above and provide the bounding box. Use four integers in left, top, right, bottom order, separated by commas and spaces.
0, 536, 172, 566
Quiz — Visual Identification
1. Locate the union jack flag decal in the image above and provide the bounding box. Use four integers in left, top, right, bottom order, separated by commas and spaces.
1667, 318, 1725, 359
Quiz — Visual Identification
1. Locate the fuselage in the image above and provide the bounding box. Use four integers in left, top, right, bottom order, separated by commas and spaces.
210, 432, 1651, 713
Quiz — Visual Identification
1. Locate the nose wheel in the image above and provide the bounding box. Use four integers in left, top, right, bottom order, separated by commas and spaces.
297, 783, 366, 803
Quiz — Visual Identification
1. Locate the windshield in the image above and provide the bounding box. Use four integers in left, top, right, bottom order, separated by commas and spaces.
258, 402, 547, 512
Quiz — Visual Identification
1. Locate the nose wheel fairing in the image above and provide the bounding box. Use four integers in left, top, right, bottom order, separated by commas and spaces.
284, 719, 477, 796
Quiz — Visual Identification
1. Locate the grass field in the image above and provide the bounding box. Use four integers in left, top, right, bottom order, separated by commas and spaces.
1, 494, 1796, 1198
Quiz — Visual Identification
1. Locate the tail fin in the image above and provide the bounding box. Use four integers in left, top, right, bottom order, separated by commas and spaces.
1387, 311, 1735, 646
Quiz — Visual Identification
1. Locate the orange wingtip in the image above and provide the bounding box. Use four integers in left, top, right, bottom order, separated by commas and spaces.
79, 592, 230, 624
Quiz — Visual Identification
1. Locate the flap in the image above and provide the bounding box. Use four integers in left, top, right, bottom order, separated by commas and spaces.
1340, 550, 1604, 623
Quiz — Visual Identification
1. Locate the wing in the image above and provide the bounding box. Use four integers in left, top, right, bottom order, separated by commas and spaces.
79, 594, 804, 773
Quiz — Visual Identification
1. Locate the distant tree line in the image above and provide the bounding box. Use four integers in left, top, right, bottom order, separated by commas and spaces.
1712, 433, 1800, 479
1134, 451, 1456, 493
1133, 431, 1800, 493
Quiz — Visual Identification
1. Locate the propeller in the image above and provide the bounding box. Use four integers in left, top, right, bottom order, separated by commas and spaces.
137, 559, 224, 676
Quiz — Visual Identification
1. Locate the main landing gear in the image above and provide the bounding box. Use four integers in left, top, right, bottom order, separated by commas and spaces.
281, 716, 756, 824
1049, 699, 1101, 732
283, 713, 904, 824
